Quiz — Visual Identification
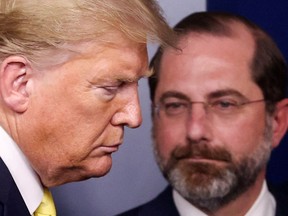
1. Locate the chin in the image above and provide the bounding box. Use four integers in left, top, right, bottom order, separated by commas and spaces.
94, 166, 112, 177
48, 156, 114, 186
89, 155, 113, 178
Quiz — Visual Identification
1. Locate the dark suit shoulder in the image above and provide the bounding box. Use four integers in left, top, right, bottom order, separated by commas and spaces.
0, 158, 30, 216
268, 181, 288, 216
117, 187, 179, 216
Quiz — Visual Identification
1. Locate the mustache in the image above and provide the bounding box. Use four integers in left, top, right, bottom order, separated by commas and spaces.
171, 140, 232, 163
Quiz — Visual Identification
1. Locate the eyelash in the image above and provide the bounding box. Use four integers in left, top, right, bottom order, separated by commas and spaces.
102, 82, 127, 95
103, 86, 119, 94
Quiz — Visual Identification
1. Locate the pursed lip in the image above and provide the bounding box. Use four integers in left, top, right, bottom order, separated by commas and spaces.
100, 143, 122, 154
183, 156, 230, 165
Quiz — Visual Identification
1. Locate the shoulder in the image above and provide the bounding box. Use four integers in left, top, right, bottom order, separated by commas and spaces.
268, 181, 288, 203
117, 186, 179, 216
0, 158, 30, 216
0, 158, 13, 200
268, 181, 288, 216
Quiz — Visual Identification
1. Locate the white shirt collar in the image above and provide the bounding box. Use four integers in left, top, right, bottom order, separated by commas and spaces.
173, 181, 276, 216
0, 126, 43, 215
245, 181, 276, 216
173, 189, 206, 216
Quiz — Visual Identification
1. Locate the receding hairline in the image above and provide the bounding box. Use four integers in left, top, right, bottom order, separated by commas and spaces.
174, 19, 255, 47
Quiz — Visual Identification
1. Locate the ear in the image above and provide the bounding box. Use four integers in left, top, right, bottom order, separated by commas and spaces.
0, 56, 32, 113
271, 98, 288, 148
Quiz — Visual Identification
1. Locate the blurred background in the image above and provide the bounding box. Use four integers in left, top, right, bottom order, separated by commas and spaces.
52, 1, 288, 215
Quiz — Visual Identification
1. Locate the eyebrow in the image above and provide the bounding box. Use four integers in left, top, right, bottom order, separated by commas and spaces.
207, 89, 248, 100
114, 75, 143, 83
158, 89, 249, 103
159, 91, 190, 103
112, 67, 152, 83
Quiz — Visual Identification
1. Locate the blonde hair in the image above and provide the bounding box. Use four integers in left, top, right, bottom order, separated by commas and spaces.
0, 0, 174, 63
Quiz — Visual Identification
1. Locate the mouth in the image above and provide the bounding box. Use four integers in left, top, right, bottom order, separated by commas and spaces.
100, 143, 121, 154
183, 157, 229, 166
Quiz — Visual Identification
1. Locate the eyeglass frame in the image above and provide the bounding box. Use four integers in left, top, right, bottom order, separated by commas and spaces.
153, 97, 266, 119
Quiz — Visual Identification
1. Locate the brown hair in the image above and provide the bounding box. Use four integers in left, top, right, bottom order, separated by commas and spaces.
149, 11, 287, 114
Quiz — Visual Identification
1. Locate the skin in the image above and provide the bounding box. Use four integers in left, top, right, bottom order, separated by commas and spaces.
153, 24, 288, 215
0, 34, 149, 187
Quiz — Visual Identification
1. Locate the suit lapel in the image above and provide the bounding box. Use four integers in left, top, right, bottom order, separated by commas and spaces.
0, 158, 30, 216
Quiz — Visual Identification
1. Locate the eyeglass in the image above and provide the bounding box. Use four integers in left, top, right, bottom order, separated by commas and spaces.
154, 98, 265, 119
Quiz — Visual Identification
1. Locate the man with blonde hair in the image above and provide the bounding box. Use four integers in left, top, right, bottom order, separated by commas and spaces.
0, 0, 174, 215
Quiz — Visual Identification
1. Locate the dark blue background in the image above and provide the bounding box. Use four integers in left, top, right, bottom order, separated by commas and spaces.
207, 0, 288, 184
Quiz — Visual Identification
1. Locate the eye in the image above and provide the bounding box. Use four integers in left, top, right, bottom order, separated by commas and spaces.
102, 86, 119, 95
163, 101, 189, 116
92, 82, 125, 101
101, 81, 127, 94
210, 99, 240, 112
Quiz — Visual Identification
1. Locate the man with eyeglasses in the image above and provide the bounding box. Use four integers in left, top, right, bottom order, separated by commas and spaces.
118, 12, 288, 216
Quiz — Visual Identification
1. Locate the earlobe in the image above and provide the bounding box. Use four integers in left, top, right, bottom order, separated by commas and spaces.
272, 99, 288, 148
0, 56, 31, 113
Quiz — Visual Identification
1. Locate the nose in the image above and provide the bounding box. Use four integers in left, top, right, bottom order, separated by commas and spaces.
124, 97, 142, 128
111, 84, 142, 128
186, 104, 212, 142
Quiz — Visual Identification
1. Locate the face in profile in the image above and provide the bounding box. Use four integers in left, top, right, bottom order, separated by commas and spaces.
19, 34, 148, 186
152, 30, 274, 211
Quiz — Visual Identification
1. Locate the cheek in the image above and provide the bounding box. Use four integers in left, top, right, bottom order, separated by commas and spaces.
55, 82, 116, 131
154, 120, 186, 161
29, 95, 111, 155
216, 114, 267, 157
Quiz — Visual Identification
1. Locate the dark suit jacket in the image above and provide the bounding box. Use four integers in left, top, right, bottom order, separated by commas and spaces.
118, 184, 288, 216
0, 158, 30, 216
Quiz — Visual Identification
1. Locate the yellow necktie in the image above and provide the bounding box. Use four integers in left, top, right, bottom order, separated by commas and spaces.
34, 188, 56, 216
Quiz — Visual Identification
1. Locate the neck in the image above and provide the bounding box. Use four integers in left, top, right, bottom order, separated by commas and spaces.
206, 171, 265, 216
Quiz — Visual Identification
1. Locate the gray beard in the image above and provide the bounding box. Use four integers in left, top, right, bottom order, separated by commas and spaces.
153, 116, 273, 213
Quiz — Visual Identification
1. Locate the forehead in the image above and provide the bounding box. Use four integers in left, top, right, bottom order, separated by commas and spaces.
61, 34, 149, 80
156, 27, 263, 99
